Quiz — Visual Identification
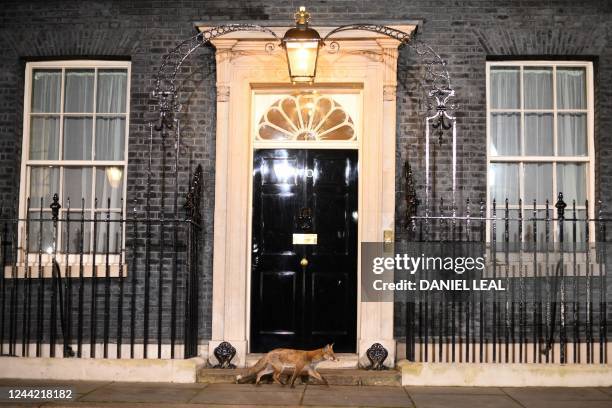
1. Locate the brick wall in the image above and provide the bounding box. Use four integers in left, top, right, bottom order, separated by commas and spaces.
0, 0, 611, 343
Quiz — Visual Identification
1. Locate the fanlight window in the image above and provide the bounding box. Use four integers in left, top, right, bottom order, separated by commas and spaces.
257, 94, 355, 141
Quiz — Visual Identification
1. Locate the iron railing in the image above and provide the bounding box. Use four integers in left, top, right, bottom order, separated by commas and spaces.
0, 165, 202, 360
401, 193, 610, 364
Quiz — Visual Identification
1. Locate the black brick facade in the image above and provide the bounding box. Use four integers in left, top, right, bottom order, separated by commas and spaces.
1, 0, 611, 342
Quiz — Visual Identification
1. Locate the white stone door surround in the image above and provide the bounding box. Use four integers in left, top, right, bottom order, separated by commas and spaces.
199, 23, 417, 368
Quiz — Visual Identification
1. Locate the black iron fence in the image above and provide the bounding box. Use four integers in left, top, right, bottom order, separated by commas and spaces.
401, 194, 610, 364
0, 165, 203, 360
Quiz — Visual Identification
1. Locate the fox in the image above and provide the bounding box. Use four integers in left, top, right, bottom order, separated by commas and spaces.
235, 344, 338, 387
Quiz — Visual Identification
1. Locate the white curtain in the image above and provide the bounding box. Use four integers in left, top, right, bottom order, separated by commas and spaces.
31, 70, 60, 112
489, 163, 518, 204
557, 163, 586, 205
63, 167, 92, 207
95, 118, 125, 160
95, 168, 123, 252
95, 212, 121, 253
525, 113, 553, 155
490, 113, 520, 155
97, 70, 127, 113
29, 166, 59, 206
64, 70, 94, 112
524, 68, 553, 109
30, 117, 59, 160
524, 163, 552, 203
557, 68, 586, 109
490, 68, 519, 109
63, 117, 93, 160
95, 168, 123, 209
558, 113, 587, 156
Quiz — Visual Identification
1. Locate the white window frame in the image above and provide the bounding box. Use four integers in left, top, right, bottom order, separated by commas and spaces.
486, 60, 595, 243
17, 60, 131, 270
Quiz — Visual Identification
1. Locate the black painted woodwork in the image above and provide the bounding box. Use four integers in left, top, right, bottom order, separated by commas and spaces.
250, 149, 358, 353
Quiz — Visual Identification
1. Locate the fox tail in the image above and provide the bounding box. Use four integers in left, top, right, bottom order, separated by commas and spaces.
235, 356, 267, 384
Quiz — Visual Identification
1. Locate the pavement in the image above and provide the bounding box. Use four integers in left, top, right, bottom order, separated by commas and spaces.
0, 379, 611, 407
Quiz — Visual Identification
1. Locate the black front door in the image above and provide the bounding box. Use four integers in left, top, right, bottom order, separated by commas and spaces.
251, 149, 358, 353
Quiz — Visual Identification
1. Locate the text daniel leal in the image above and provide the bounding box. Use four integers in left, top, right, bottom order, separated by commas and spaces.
373, 279, 506, 291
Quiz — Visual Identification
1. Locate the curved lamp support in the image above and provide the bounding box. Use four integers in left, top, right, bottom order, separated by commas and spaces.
151, 22, 458, 216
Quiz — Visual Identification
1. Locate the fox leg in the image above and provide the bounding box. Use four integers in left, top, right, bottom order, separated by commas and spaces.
289, 363, 305, 388
269, 361, 286, 385
307, 367, 329, 386
255, 364, 274, 386
272, 369, 284, 385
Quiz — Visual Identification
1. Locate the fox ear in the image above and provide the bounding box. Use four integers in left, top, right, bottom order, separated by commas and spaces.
330, 343, 334, 350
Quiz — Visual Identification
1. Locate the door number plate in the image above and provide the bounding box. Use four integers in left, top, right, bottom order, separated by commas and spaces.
293, 233, 318, 245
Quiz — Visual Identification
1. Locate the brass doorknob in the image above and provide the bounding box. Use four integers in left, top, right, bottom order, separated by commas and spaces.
300, 257, 308, 267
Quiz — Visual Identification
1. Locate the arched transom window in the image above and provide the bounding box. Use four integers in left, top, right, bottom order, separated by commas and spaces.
256, 93, 356, 142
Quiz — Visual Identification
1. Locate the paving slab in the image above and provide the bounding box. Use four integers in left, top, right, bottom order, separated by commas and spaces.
302, 385, 413, 407
408, 393, 522, 408
597, 387, 612, 397
404, 386, 505, 395
45, 404, 287, 408
190, 383, 304, 406
78, 382, 206, 404
511, 401, 612, 408
502, 386, 612, 403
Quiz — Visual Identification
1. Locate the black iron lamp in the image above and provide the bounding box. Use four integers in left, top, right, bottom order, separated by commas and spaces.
281, 6, 322, 84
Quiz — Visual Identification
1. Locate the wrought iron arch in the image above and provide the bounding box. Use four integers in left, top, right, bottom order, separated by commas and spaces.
151, 22, 458, 215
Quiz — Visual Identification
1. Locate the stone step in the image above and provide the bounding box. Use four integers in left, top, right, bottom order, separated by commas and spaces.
197, 368, 401, 386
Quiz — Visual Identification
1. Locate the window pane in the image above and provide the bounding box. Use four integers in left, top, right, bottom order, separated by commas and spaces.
557, 163, 587, 205
97, 69, 127, 113
29, 166, 59, 207
561, 209, 587, 244
523, 209, 550, 248
63, 167, 92, 208
61, 210, 91, 253
95, 167, 123, 208
95, 117, 125, 160
30, 117, 60, 160
490, 113, 520, 156
490, 67, 520, 109
64, 70, 94, 112
63, 117, 93, 160
524, 67, 553, 109
27, 211, 54, 253
557, 68, 586, 109
558, 113, 587, 156
32, 69, 61, 113
489, 163, 519, 205
494, 209, 521, 244
524, 113, 553, 155
524, 163, 553, 203
95, 212, 122, 253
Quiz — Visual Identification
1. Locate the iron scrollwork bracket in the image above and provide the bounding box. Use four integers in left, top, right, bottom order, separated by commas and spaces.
152, 24, 280, 134
321, 25, 457, 142
363, 342, 389, 370
213, 341, 237, 369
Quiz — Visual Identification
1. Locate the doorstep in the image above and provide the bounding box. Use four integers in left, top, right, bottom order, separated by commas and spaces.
198, 367, 402, 386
